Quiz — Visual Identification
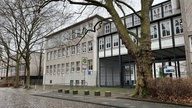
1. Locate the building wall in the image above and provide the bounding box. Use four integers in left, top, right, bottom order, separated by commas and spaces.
98, 0, 187, 87
30, 52, 43, 76
180, 0, 192, 77
0, 52, 43, 79
43, 16, 103, 86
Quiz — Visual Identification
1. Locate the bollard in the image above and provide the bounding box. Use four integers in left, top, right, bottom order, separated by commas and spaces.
73, 90, 78, 95
64, 89, 70, 94
105, 91, 111, 97
94, 91, 100, 96
84, 90, 89, 95
58, 89, 63, 93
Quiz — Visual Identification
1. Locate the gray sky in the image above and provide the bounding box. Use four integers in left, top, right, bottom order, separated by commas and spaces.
58, 0, 168, 29
73, 0, 167, 21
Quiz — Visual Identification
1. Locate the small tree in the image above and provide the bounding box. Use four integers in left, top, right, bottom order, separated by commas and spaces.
0, 0, 72, 88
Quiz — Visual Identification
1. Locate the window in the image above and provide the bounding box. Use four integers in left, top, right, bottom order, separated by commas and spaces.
161, 20, 171, 37
129, 29, 137, 44
152, 6, 162, 20
71, 46, 75, 55
61, 63, 65, 74
76, 61, 80, 72
70, 80, 74, 86
82, 42, 86, 53
88, 22, 93, 29
54, 50, 57, 59
105, 24, 110, 34
174, 18, 183, 34
76, 44, 81, 54
58, 49, 61, 57
134, 14, 140, 26
71, 62, 75, 73
105, 36, 111, 49
66, 47, 70, 56
111, 22, 116, 32
99, 38, 104, 50
88, 41, 93, 52
46, 66, 49, 74
66, 63, 69, 73
53, 65, 56, 75
47, 52, 49, 60
190, 36, 192, 52
81, 80, 85, 85
62, 48, 65, 56
75, 80, 79, 86
50, 65, 52, 75
113, 35, 119, 47
76, 28, 81, 37
150, 24, 158, 39
82, 25, 87, 35
72, 30, 76, 39
57, 64, 60, 75
50, 51, 53, 60
120, 39, 124, 46
88, 59, 93, 70
164, 3, 172, 17
126, 16, 133, 27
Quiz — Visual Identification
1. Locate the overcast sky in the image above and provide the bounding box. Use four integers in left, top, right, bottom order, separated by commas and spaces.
58, 0, 168, 29
71, 0, 167, 22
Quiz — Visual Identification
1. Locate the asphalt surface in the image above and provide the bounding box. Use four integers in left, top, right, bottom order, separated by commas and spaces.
34, 91, 192, 108
0, 87, 114, 108
0, 86, 191, 108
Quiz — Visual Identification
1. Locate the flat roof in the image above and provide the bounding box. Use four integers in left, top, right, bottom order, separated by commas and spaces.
46, 14, 104, 38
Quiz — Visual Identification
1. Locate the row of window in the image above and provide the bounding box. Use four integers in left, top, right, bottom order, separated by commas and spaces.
47, 22, 93, 48
150, 17, 183, 39
100, 17, 183, 50
99, 35, 124, 50
105, 2, 177, 34
46, 60, 93, 75
47, 41, 93, 60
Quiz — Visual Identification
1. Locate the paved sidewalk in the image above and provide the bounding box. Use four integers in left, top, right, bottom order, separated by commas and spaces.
32, 89, 192, 108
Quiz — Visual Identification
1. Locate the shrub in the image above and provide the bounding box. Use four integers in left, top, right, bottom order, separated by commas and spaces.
147, 78, 192, 104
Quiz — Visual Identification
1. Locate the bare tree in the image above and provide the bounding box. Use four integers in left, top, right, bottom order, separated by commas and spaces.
41, 0, 154, 97
0, 0, 72, 88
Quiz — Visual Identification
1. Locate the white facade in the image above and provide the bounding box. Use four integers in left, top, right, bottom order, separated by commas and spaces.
43, 15, 103, 86
98, 0, 187, 87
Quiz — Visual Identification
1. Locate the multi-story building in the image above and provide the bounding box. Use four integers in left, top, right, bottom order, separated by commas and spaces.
98, 0, 188, 87
0, 52, 43, 84
43, 15, 104, 86
43, 0, 192, 87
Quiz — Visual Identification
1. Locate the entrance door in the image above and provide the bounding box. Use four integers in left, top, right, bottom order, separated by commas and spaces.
124, 63, 136, 87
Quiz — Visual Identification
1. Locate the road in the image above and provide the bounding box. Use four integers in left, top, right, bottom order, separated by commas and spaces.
0, 87, 114, 108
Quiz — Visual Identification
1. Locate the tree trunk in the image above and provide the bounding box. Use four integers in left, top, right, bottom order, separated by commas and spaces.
5, 58, 10, 80
25, 57, 30, 89
132, 0, 153, 97
133, 50, 153, 97
14, 59, 20, 88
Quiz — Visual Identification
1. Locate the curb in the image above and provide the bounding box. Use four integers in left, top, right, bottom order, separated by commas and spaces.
116, 96, 192, 107
33, 94, 126, 108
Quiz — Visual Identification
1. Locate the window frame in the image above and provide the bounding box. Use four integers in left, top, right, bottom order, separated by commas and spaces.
99, 38, 104, 50
71, 45, 76, 55
71, 62, 75, 73
82, 42, 87, 53
105, 36, 111, 49
88, 59, 93, 71
174, 17, 183, 35
113, 35, 119, 47
160, 20, 171, 37
76, 61, 80, 72
88, 41, 93, 52
150, 23, 159, 39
